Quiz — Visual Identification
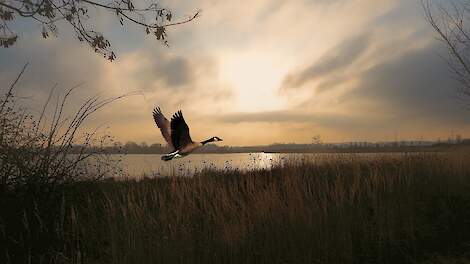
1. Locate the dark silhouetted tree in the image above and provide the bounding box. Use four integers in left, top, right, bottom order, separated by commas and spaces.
0, 0, 199, 60
423, 0, 470, 103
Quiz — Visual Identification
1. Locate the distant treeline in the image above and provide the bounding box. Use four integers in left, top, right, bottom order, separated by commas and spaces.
71, 138, 470, 154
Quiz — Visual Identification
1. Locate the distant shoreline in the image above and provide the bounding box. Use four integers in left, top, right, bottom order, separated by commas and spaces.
102, 144, 470, 155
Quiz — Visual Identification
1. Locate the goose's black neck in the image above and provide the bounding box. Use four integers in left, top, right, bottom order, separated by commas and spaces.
201, 138, 214, 145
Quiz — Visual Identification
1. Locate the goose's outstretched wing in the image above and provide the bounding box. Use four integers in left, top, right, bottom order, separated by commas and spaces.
170, 110, 193, 150
152, 107, 173, 149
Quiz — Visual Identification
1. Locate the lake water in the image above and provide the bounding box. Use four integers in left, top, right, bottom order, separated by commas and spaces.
110, 152, 404, 178
115, 153, 281, 177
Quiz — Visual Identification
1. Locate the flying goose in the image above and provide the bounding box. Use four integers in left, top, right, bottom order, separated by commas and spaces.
152, 107, 223, 161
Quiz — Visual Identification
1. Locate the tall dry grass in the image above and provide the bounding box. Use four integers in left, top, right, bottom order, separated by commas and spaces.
50, 152, 470, 264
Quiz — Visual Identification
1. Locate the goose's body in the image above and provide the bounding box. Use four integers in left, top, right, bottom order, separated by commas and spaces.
153, 107, 222, 161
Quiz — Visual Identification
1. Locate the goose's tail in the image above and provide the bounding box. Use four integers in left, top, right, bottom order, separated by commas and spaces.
161, 151, 181, 161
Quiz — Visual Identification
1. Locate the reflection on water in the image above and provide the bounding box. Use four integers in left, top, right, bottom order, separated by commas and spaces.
110, 152, 409, 178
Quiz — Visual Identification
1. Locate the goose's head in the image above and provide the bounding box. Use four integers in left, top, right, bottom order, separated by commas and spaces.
212, 136, 223, 142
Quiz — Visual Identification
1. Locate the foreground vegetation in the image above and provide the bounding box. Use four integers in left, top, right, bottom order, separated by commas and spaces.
2, 71, 470, 263
2, 152, 470, 263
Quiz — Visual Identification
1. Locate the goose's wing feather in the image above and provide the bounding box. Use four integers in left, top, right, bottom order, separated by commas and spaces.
152, 107, 173, 149
170, 110, 193, 150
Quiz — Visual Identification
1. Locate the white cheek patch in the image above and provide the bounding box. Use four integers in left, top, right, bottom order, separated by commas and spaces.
173, 154, 183, 159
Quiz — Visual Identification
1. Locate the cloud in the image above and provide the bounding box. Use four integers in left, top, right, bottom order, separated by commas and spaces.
159, 57, 192, 87
341, 41, 469, 125
0, 35, 109, 111
217, 109, 384, 128
275, 35, 469, 140
280, 32, 372, 90
2, 0, 470, 145
0, 32, 234, 145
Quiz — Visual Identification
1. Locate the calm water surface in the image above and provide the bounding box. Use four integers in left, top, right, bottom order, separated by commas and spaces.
116, 153, 279, 177
111, 152, 404, 178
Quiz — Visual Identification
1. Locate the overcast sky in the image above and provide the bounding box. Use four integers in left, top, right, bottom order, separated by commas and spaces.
1, 0, 469, 146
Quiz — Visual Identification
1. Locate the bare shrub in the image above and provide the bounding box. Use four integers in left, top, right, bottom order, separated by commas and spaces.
0, 64, 125, 196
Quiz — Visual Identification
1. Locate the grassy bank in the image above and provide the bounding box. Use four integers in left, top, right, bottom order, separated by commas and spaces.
2, 152, 470, 263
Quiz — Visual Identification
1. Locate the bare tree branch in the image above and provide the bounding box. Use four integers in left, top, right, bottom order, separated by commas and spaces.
423, 0, 470, 103
0, 0, 199, 60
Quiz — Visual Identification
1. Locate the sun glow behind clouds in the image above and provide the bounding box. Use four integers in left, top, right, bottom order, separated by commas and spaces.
221, 52, 286, 112
4, 0, 470, 145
